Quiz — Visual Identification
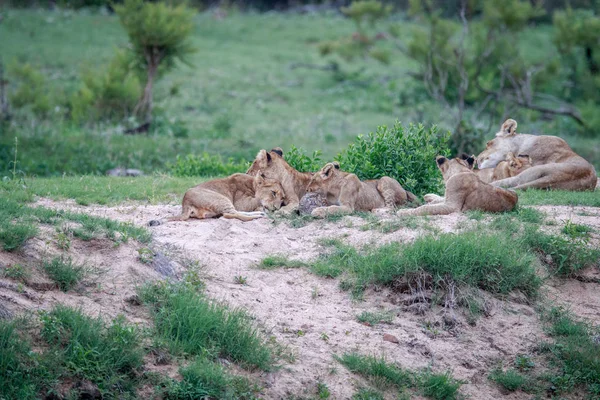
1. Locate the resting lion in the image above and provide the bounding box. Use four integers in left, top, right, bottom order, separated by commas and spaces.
398, 156, 518, 216
474, 152, 532, 183
246, 148, 313, 213
306, 162, 418, 217
477, 119, 597, 191
169, 173, 285, 222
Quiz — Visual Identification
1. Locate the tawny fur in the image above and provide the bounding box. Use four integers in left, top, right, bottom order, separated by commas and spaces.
399, 156, 518, 216
246, 148, 313, 213
169, 173, 285, 222
306, 162, 418, 218
477, 119, 597, 191
474, 152, 532, 183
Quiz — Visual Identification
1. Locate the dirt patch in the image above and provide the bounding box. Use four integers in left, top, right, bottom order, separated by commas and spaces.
3, 199, 600, 399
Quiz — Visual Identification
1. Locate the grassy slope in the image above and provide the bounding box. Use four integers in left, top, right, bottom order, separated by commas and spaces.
2, 9, 598, 176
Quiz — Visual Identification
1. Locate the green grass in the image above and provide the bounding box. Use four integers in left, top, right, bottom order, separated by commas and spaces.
2, 175, 203, 205
0, 320, 39, 400
356, 311, 393, 326
0, 183, 151, 251
257, 254, 308, 269
337, 353, 462, 400
312, 231, 541, 298
163, 357, 259, 400
1, 263, 30, 282
489, 369, 528, 392
42, 256, 86, 291
518, 189, 600, 207
2, 9, 599, 178
39, 305, 145, 398
352, 387, 385, 400
138, 282, 274, 371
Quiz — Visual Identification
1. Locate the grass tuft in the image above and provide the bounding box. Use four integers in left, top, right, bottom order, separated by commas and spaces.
420, 371, 462, 400
489, 368, 528, 392
356, 311, 393, 326
42, 256, 86, 291
257, 255, 307, 269
138, 282, 274, 371
0, 222, 38, 252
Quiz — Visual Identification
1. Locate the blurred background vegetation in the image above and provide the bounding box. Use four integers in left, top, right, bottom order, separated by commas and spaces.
1, 0, 599, 178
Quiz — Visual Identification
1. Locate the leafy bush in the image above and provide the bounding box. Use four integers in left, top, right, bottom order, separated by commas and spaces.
284, 145, 322, 172
336, 122, 450, 196
70, 50, 141, 123
7, 62, 52, 116
168, 153, 247, 177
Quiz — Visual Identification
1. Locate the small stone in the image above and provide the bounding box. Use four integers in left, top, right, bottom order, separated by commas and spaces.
383, 333, 400, 344
106, 168, 144, 177
148, 219, 162, 227
298, 192, 328, 216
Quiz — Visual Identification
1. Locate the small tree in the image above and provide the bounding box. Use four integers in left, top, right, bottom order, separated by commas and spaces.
114, 0, 195, 126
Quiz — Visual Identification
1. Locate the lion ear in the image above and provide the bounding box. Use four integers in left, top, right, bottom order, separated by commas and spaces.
332, 161, 340, 169
497, 119, 517, 137
436, 156, 447, 166
271, 147, 283, 157
466, 155, 475, 168
320, 163, 335, 180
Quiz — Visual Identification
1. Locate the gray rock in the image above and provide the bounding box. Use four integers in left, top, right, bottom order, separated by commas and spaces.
106, 168, 144, 177
151, 252, 176, 277
148, 219, 162, 227
298, 192, 328, 216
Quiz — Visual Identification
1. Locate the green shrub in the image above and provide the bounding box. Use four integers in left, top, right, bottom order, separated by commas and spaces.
164, 357, 257, 400
336, 122, 450, 196
42, 257, 86, 292
284, 145, 322, 172
420, 371, 462, 400
7, 61, 52, 116
168, 153, 247, 177
39, 305, 144, 396
1, 263, 30, 282
138, 282, 273, 370
70, 50, 141, 123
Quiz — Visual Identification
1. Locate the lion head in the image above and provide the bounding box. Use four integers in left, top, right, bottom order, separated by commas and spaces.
435, 155, 474, 182
477, 119, 520, 169
253, 173, 286, 211
306, 162, 341, 195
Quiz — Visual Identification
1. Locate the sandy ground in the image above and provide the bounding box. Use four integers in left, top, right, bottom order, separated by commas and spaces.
1, 199, 599, 399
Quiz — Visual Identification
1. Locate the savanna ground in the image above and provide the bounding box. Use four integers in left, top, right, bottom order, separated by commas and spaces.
1, 6, 600, 400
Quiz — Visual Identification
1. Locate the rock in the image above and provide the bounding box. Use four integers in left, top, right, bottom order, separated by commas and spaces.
383, 333, 400, 344
148, 219, 162, 227
74, 380, 101, 399
106, 168, 144, 177
298, 192, 328, 216
151, 252, 176, 277
0, 302, 13, 320
124, 294, 141, 306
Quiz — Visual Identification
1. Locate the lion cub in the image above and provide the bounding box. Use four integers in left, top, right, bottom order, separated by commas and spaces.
475, 152, 532, 183
399, 156, 518, 216
169, 173, 285, 222
306, 162, 417, 218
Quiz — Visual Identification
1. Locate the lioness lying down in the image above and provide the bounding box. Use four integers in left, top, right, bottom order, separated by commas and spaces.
398, 156, 518, 216
474, 152, 532, 183
477, 119, 597, 191
169, 173, 285, 222
307, 162, 418, 217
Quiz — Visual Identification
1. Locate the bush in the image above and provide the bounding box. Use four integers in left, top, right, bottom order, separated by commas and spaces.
70, 50, 141, 123
284, 145, 322, 172
0, 321, 38, 400
7, 62, 52, 116
336, 122, 450, 196
168, 153, 247, 177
